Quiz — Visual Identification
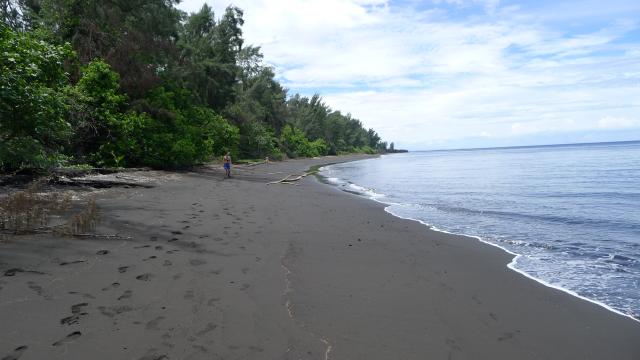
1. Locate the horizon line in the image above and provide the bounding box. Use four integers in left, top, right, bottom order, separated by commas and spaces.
410, 139, 640, 153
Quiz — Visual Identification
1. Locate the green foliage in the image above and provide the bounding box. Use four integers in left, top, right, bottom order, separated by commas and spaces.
66, 59, 126, 160
239, 120, 278, 159
35, 0, 182, 98
0, 25, 73, 171
0, 137, 52, 171
1, 2, 386, 174
177, 4, 243, 110
280, 125, 328, 158
285, 94, 383, 155
96, 88, 240, 168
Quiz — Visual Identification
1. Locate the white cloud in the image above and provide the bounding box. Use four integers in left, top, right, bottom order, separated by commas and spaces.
177, 0, 640, 149
598, 116, 640, 129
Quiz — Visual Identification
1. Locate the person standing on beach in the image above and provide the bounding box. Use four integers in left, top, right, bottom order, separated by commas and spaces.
223, 152, 232, 178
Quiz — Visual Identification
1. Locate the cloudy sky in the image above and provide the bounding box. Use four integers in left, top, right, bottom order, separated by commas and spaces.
177, 0, 640, 150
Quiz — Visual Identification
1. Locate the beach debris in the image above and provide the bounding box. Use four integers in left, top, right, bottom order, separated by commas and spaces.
268, 170, 318, 185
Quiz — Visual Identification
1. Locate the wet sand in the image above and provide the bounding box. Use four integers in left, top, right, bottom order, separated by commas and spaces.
1, 155, 639, 359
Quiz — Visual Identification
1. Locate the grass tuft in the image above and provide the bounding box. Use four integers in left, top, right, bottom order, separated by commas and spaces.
0, 181, 99, 235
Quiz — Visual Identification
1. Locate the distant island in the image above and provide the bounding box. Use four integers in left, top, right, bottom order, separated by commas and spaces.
385, 142, 408, 153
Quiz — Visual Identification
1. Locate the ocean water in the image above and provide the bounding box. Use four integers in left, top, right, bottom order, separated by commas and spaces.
320, 141, 640, 320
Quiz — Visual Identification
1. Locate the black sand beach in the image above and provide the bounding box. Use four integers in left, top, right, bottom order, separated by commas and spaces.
1, 155, 639, 359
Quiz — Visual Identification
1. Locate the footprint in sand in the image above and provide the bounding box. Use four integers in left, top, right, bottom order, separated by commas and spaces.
136, 273, 154, 281
96, 250, 109, 255
134, 245, 151, 249
145, 316, 165, 330
1, 345, 28, 360
59, 260, 86, 266
71, 302, 88, 314
192, 344, 208, 353
27, 281, 49, 298
155, 245, 164, 250
143, 256, 157, 261
98, 305, 133, 318
68, 291, 96, 299
498, 330, 521, 341
118, 290, 132, 301
60, 310, 88, 326
61, 303, 87, 323
139, 353, 169, 360
101, 282, 120, 291
206, 298, 220, 307
52, 331, 82, 346
163, 260, 172, 267
196, 323, 218, 336
170, 231, 182, 235
118, 266, 130, 273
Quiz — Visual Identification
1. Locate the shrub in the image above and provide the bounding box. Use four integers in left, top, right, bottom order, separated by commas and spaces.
0, 137, 51, 172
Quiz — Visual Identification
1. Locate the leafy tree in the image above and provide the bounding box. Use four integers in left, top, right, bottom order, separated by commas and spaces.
178, 5, 244, 111
33, 0, 181, 98
1, 1, 387, 174
238, 120, 278, 159
98, 86, 239, 168
280, 125, 327, 158
234, 67, 287, 133
284, 94, 382, 154
66, 59, 126, 160
1, 0, 32, 29
0, 25, 73, 171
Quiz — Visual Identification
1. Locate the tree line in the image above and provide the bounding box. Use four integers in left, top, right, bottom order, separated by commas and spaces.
0, 0, 388, 172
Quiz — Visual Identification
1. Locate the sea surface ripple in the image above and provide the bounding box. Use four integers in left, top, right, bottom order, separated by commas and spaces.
321, 141, 640, 320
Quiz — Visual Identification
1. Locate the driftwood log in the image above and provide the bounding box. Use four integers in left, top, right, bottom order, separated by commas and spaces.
268, 171, 318, 185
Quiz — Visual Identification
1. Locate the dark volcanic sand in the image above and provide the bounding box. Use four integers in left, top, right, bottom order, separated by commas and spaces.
1, 155, 639, 360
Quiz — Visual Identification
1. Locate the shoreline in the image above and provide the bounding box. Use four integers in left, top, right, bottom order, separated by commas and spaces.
382, 206, 640, 323
318, 160, 640, 323
1, 154, 639, 359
